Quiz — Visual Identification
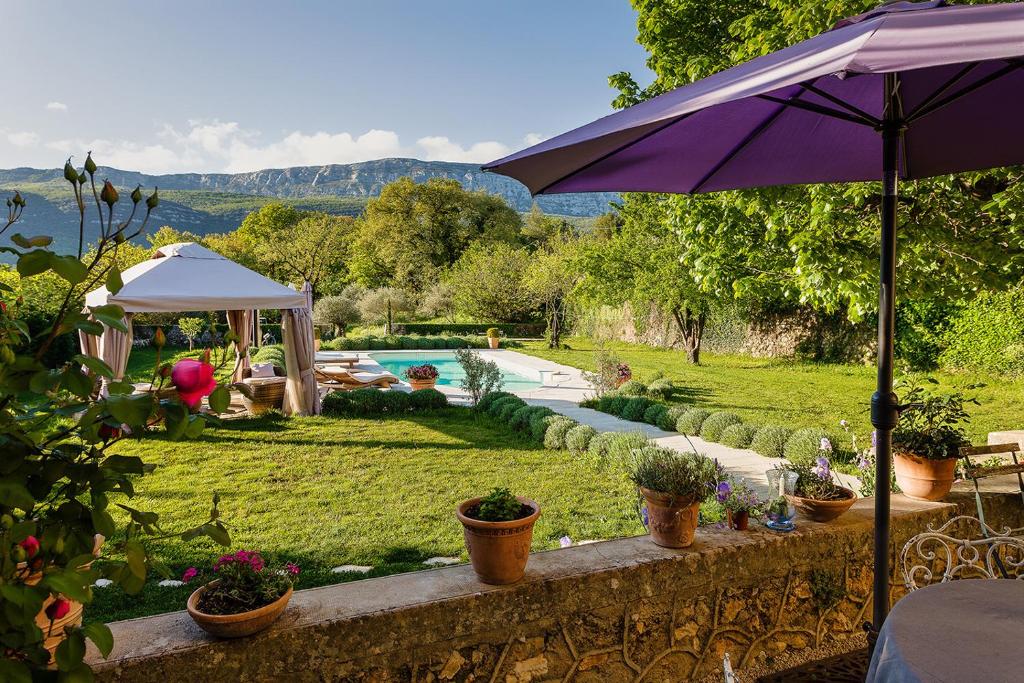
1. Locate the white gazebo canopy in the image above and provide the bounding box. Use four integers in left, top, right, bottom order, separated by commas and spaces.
82, 242, 320, 416
85, 242, 306, 312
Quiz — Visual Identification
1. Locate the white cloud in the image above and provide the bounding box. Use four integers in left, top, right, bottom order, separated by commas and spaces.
30, 120, 529, 173
523, 132, 547, 147
415, 136, 510, 163
45, 101, 68, 112
7, 131, 38, 147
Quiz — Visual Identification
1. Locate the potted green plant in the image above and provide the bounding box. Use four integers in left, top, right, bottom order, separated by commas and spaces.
779, 459, 857, 522
184, 551, 300, 638
486, 327, 501, 349
404, 363, 440, 390
628, 447, 722, 547
715, 478, 764, 531
456, 487, 540, 584
892, 385, 973, 500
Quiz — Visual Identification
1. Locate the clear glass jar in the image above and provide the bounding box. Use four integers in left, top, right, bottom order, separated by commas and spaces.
765, 469, 798, 531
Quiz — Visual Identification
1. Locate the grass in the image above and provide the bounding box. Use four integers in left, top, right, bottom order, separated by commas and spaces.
519, 338, 1022, 445
90, 409, 641, 624
124, 346, 236, 384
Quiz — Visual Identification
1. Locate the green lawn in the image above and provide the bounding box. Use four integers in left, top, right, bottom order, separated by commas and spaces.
519, 338, 1021, 445
90, 409, 641, 624
124, 346, 236, 384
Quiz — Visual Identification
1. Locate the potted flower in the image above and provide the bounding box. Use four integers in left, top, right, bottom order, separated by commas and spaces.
616, 362, 632, 387
628, 446, 722, 548
184, 550, 299, 638
716, 478, 763, 531
456, 487, 540, 584
892, 385, 972, 501
779, 459, 857, 522
486, 327, 501, 349
404, 363, 440, 390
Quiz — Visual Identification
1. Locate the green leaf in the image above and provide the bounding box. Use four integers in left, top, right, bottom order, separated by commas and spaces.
0, 481, 35, 512
60, 366, 96, 400
43, 570, 92, 603
203, 522, 231, 547
59, 663, 94, 683
105, 266, 124, 295
56, 630, 86, 672
105, 380, 136, 395
89, 304, 128, 332
207, 385, 230, 414
0, 659, 31, 683
74, 355, 114, 379
11, 233, 53, 248
104, 394, 152, 426
125, 540, 147, 580
90, 508, 115, 538
16, 249, 52, 277
83, 622, 114, 658
51, 255, 89, 285
100, 455, 144, 475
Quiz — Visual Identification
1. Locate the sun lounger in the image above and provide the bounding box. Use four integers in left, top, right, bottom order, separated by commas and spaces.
314, 353, 360, 368
314, 366, 398, 389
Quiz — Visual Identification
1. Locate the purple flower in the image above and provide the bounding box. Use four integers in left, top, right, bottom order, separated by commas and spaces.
815, 456, 831, 481
640, 506, 649, 529
871, 430, 877, 448
839, 419, 848, 428
715, 481, 732, 503
858, 455, 870, 470
559, 536, 572, 548
819, 437, 833, 452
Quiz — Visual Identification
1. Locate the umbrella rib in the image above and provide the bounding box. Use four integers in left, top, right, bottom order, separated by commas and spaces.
800, 82, 881, 127
903, 62, 978, 121
533, 112, 694, 195
755, 93, 877, 127
906, 59, 1024, 124
692, 88, 805, 193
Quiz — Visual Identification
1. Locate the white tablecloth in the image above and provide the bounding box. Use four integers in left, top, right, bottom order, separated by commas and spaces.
867, 580, 1024, 682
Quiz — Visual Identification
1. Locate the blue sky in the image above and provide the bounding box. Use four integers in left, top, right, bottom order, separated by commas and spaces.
4, 1, 651, 173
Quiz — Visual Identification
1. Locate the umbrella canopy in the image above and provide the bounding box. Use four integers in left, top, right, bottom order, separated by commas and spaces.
484, 0, 1024, 642
485, 1, 1024, 194
85, 242, 307, 312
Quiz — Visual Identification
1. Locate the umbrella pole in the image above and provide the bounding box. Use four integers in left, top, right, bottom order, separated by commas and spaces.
871, 72, 901, 646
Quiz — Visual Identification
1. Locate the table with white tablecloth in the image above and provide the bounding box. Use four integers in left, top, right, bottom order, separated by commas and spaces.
866, 579, 1024, 682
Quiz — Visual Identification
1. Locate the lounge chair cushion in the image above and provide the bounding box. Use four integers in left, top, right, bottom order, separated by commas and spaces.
241, 375, 286, 386
250, 362, 277, 379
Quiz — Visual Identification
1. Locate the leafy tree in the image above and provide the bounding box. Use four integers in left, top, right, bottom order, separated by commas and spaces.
521, 203, 575, 247
418, 280, 458, 323
525, 235, 582, 348
350, 177, 522, 293
356, 287, 416, 332
178, 316, 205, 350
447, 242, 537, 323
313, 286, 364, 336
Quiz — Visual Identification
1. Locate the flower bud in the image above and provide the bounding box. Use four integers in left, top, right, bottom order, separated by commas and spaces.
146, 188, 159, 210
84, 152, 97, 175
63, 158, 78, 184
130, 185, 142, 204
12, 191, 25, 208
78, 172, 87, 184
153, 328, 166, 348
100, 181, 119, 207
12, 545, 26, 562
0, 514, 12, 529
45, 598, 71, 621
159, 364, 172, 379
19, 536, 39, 559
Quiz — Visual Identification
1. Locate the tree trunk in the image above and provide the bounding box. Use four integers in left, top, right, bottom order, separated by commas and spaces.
671, 307, 706, 365
386, 299, 393, 335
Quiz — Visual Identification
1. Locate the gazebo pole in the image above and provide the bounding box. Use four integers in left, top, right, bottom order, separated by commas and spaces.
871, 71, 902, 642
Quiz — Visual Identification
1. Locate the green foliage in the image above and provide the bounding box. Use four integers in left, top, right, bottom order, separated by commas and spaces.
488, 395, 525, 419
618, 379, 647, 396
177, 316, 205, 350
530, 413, 561, 443
749, 425, 794, 459
456, 348, 504, 405
605, 432, 654, 465
658, 406, 689, 432
893, 383, 973, 460
475, 488, 524, 523
643, 403, 669, 428
627, 447, 721, 501
497, 398, 527, 422
515, 407, 555, 440
477, 391, 516, 413
447, 242, 539, 323
564, 424, 598, 455
408, 388, 449, 411
543, 417, 577, 450
621, 397, 654, 422
603, 394, 629, 416
784, 428, 834, 467
939, 287, 1024, 375
322, 388, 448, 416
809, 569, 847, 612
509, 405, 535, 431
313, 289, 363, 335
676, 408, 712, 435
783, 462, 849, 501
700, 412, 741, 442
586, 431, 618, 463
320, 334, 488, 352
189, 551, 296, 616
720, 423, 758, 449
646, 378, 675, 400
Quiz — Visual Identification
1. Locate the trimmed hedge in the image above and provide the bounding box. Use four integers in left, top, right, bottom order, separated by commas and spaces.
750, 425, 793, 459
565, 424, 598, 455
660, 406, 689, 432
720, 423, 758, 449
676, 408, 712, 435
488, 396, 525, 419
784, 427, 835, 466
251, 344, 287, 371
621, 397, 654, 422
643, 404, 669, 428
606, 432, 653, 464
543, 417, 577, 450
646, 378, 675, 400
618, 380, 648, 397
392, 322, 545, 338
700, 412, 741, 442
408, 388, 448, 411
477, 391, 516, 413
321, 387, 448, 416
586, 432, 618, 464
321, 334, 489, 352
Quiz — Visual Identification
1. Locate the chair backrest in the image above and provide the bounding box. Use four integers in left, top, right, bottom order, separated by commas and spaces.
240, 365, 286, 380
900, 515, 1024, 590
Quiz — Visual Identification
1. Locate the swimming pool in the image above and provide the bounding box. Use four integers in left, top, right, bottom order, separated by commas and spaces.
369, 352, 542, 391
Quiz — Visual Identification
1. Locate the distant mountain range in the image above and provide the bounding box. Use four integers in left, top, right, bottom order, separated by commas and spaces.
0, 158, 617, 258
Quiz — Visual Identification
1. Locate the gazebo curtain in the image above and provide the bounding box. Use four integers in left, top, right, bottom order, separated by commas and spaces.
281, 307, 321, 416
79, 312, 134, 395
226, 309, 253, 383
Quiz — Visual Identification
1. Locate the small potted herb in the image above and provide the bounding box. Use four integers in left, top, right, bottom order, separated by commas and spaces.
616, 362, 632, 387
779, 459, 856, 523
892, 384, 973, 501
404, 363, 440, 390
486, 327, 501, 349
628, 446, 722, 547
716, 478, 763, 531
184, 550, 299, 638
456, 487, 540, 584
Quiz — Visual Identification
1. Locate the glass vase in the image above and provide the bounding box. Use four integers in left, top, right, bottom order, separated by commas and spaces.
765, 469, 798, 532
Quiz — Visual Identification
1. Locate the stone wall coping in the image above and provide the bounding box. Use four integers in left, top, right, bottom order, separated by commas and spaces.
87, 496, 950, 673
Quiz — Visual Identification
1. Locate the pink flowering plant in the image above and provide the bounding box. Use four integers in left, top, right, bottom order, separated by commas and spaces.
183, 550, 299, 615
777, 460, 850, 501
404, 363, 439, 381
715, 477, 765, 516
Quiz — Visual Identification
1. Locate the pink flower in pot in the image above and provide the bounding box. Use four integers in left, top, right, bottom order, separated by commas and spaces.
171, 359, 217, 408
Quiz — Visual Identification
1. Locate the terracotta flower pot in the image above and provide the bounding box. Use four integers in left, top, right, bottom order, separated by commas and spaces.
408, 378, 437, 391
640, 487, 701, 548
786, 486, 857, 522
456, 497, 540, 585
487, 337, 500, 349
187, 582, 293, 638
727, 509, 750, 531
894, 452, 957, 501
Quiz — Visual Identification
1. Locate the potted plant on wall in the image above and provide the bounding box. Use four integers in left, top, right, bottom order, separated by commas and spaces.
184, 550, 300, 638
456, 487, 540, 584
628, 447, 722, 547
892, 384, 973, 500
404, 363, 440, 390
486, 327, 501, 349
779, 459, 857, 522
716, 478, 763, 531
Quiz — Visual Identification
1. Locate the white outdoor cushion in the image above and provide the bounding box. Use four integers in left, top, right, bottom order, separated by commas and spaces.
250, 362, 276, 379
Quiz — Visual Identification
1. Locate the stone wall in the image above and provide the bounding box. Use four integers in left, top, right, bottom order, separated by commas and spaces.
86, 497, 987, 682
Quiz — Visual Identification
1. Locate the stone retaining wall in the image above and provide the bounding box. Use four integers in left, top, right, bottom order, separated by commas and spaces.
90, 497, 972, 682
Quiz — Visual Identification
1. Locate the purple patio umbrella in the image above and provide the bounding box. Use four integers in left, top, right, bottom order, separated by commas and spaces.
484, 0, 1024, 637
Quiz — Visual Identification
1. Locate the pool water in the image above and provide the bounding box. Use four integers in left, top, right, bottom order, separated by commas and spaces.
369, 352, 542, 391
